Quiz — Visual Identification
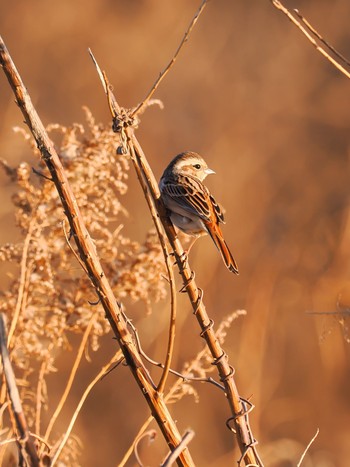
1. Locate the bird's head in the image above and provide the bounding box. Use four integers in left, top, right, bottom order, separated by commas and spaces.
168, 151, 215, 181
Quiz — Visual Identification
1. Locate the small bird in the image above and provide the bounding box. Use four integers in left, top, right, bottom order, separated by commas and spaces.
159, 151, 238, 274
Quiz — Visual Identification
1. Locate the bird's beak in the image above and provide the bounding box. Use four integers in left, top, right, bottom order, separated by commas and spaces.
205, 168, 215, 175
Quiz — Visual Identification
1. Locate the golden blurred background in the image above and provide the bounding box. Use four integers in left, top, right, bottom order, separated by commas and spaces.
1, 0, 350, 465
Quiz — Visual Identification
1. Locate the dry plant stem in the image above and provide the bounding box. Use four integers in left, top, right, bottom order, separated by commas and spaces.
271, 0, 350, 80
119, 311, 247, 466
118, 415, 154, 467
99, 45, 261, 459
128, 143, 176, 394
294, 10, 350, 67
128, 135, 262, 466
162, 430, 195, 467
35, 360, 46, 435
127, 314, 225, 391
7, 218, 35, 348
297, 428, 320, 467
0, 432, 15, 466
40, 312, 97, 455
0, 425, 13, 465
35, 343, 54, 436
0, 38, 194, 467
0, 438, 17, 448
133, 429, 157, 466
0, 314, 41, 467
130, 0, 209, 119
0, 402, 13, 464
50, 351, 123, 466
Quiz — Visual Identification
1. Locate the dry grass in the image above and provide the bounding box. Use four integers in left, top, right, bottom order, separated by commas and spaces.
1, 1, 350, 465
0, 108, 179, 465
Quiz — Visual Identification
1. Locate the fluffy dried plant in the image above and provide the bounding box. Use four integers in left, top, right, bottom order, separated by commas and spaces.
0, 108, 167, 463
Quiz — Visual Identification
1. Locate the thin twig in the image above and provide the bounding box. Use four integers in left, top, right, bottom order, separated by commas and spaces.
35, 343, 54, 436
7, 218, 35, 348
130, 0, 210, 118
0, 438, 18, 448
297, 428, 319, 466
62, 219, 89, 275
162, 430, 195, 467
118, 312, 245, 466
125, 311, 225, 391
41, 312, 97, 455
29, 432, 51, 452
128, 143, 176, 394
117, 415, 154, 467
0, 401, 11, 466
128, 134, 263, 465
50, 351, 123, 466
271, 0, 350, 80
96, 62, 263, 461
133, 429, 157, 467
0, 313, 41, 466
293, 9, 350, 68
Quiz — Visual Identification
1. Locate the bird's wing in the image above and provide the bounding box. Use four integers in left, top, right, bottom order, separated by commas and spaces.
161, 175, 224, 224
209, 194, 225, 224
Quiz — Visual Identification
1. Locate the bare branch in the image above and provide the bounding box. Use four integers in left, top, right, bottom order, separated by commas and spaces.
7, 219, 35, 348
0, 313, 41, 466
297, 428, 319, 466
271, 0, 350, 79
124, 309, 225, 391
293, 9, 350, 67
0, 36, 195, 466
93, 48, 262, 461
131, 0, 210, 118
127, 133, 263, 465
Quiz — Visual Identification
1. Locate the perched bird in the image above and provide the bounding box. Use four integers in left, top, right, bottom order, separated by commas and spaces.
159, 151, 238, 274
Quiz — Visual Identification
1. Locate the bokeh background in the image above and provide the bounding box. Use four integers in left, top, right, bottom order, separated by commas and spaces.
1, 0, 350, 465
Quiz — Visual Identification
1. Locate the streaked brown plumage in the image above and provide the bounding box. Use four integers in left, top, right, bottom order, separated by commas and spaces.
159, 151, 239, 274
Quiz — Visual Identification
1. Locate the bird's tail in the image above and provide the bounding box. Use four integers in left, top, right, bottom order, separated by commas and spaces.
206, 225, 239, 274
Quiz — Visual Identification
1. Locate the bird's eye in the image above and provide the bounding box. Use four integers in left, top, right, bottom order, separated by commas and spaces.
193, 164, 201, 169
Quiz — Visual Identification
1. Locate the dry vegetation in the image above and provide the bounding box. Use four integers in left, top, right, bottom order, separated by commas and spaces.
1, 0, 350, 466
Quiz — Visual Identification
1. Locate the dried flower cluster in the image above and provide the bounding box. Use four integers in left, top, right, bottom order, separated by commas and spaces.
0, 108, 167, 462
0, 106, 247, 466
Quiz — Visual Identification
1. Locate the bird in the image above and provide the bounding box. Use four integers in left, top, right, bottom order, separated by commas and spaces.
159, 151, 238, 274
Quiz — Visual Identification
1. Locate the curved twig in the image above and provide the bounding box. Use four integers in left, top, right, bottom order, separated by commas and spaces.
125, 311, 225, 391
62, 219, 89, 275
133, 429, 157, 467
118, 312, 246, 466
